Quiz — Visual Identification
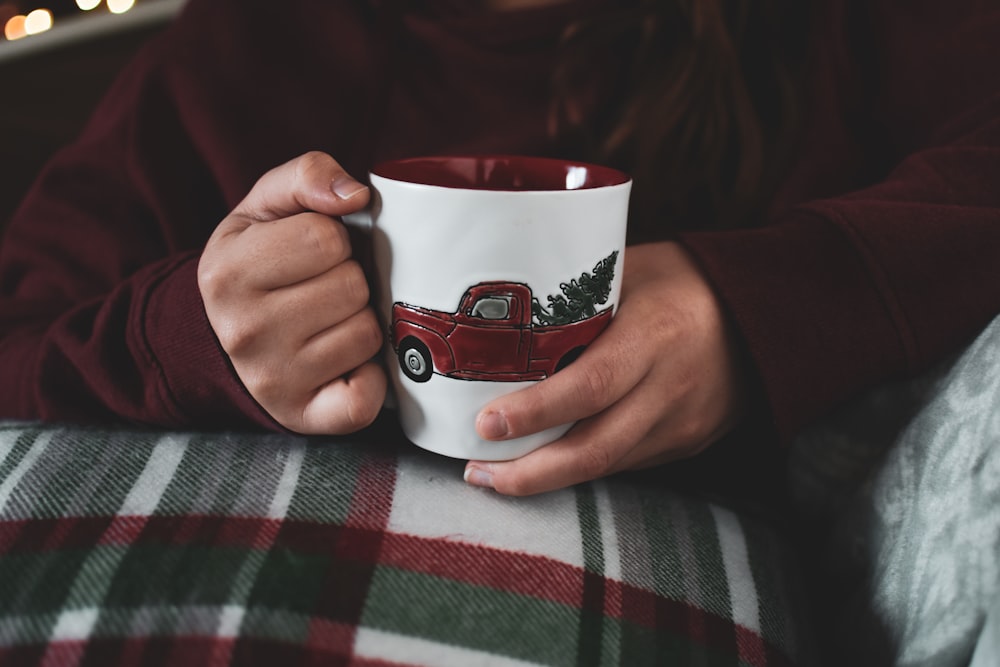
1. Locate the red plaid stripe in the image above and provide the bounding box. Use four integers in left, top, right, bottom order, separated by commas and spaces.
0, 425, 808, 666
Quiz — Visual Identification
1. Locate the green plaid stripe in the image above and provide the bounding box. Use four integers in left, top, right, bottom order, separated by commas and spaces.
0, 423, 806, 666
575, 483, 609, 666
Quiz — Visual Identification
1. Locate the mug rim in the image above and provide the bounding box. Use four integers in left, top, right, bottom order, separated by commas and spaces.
371, 154, 631, 192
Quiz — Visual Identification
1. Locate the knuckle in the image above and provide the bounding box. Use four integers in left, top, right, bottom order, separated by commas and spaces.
241, 365, 284, 405
576, 443, 615, 480
355, 309, 385, 354
344, 390, 381, 431
215, 318, 262, 357
248, 167, 275, 197
197, 258, 235, 303
493, 474, 533, 497
671, 414, 710, 453
575, 361, 617, 412
508, 390, 552, 436
339, 260, 371, 308
305, 215, 350, 259
296, 151, 337, 182
197, 267, 222, 302
296, 151, 349, 198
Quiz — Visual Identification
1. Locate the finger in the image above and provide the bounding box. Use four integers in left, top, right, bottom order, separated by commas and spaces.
244, 308, 384, 431
227, 212, 354, 290
205, 260, 371, 369
475, 318, 648, 441
292, 308, 384, 389
233, 151, 370, 224
262, 259, 371, 339
467, 381, 666, 496
299, 361, 388, 434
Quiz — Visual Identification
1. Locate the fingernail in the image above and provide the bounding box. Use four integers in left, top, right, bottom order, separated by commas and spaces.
477, 411, 509, 440
464, 464, 494, 489
331, 176, 368, 200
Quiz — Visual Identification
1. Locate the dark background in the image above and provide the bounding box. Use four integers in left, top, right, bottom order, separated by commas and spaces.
0, 1, 172, 228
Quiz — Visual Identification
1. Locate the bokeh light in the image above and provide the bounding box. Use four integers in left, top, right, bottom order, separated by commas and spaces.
107, 0, 136, 14
3, 14, 26, 40
2, 0, 150, 43
23, 8, 53, 35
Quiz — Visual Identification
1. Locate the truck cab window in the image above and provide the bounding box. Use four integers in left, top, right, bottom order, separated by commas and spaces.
471, 296, 511, 320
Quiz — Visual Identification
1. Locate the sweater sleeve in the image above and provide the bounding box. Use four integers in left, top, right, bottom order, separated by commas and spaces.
677, 0, 1000, 444
0, 23, 278, 430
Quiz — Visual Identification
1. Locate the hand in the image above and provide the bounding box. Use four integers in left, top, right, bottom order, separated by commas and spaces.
463, 241, 749, 495
198, 151, 387, 434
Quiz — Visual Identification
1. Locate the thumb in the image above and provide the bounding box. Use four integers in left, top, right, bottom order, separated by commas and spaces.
233, 151, 370, 224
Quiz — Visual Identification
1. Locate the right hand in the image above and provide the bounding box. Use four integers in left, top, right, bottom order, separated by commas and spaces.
198, 152, 387, 434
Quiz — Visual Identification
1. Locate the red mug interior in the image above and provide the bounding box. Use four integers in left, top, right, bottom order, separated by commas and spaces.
371, 155, 630, 191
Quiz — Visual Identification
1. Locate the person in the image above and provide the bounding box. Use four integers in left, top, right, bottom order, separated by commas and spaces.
1, 0, 998, 498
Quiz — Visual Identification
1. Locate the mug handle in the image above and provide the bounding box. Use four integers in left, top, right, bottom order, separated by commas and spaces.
340, 210, 373, 231
339, 201, 400, 411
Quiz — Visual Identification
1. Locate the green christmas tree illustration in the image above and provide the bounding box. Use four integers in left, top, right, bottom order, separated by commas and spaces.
532, 250, 618, 325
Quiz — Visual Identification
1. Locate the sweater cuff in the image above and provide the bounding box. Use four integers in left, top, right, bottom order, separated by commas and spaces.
140, 253, 283, 431
676, 210, 909, 444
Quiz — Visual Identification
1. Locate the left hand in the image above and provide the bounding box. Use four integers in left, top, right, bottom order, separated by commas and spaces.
463, 241, 750, 496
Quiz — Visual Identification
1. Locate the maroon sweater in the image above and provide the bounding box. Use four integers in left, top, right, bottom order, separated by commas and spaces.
2, 0, 999, 444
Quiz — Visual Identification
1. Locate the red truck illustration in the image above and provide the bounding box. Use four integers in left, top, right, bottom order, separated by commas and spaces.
391, 281, 613, 383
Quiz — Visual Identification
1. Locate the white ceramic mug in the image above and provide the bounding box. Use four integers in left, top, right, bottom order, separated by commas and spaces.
348, 155, 631, 460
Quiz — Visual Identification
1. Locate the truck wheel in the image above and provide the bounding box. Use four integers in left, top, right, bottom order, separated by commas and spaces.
398, 337, 433, 383
555, 347, 586, 373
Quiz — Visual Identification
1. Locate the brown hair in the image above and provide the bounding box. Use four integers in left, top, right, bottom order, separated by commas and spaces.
552, 0, 812, 240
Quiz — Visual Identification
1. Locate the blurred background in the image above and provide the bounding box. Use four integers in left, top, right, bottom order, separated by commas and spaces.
0, 0, 183, 226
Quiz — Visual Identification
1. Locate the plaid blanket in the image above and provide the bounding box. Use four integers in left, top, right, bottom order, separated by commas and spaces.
0, 421, 808, 666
